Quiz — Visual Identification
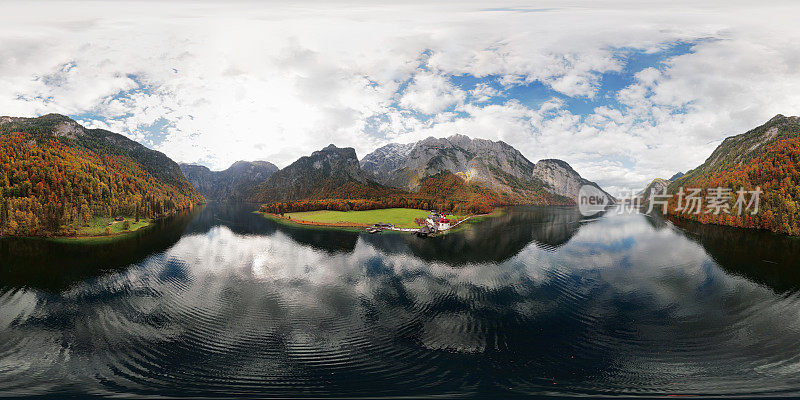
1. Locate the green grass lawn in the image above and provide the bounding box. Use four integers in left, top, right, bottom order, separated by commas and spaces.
72, 216, 151, 237
285, 208, 460, 229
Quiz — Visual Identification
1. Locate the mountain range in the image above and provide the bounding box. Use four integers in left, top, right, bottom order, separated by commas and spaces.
248, 134, 614, 214
5, 112, 797, 237
360, 134, 614, 205
248, 143, 504, 214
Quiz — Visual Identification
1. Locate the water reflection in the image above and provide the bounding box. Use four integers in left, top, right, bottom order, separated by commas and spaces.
668, 216, 800, 293
0, 209, 197, 291
363, 206, 595, 265
2, 204, 800, 398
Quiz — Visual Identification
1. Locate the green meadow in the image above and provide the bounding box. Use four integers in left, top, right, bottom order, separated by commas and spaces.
72, 217, 151, 237
284, 208, 459, 229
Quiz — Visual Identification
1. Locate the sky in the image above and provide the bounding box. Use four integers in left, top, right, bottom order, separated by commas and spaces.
1, 1, 800, 196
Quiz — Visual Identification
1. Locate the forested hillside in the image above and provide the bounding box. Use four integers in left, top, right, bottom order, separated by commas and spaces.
0, 114, 204, 237
258, 172, 503, 215
253, 144, 523, 215
667, 115, 800, 235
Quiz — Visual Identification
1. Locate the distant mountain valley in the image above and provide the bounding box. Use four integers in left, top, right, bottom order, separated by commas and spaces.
180, 160, 278, 201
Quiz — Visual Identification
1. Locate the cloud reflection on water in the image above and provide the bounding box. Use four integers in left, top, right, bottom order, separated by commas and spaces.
2, 206, 800, 397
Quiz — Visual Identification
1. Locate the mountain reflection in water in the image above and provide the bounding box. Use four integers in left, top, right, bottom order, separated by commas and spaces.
1, 203, 800, 398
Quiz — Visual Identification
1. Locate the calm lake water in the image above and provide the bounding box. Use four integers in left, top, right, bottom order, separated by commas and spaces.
2, 203, 800, 398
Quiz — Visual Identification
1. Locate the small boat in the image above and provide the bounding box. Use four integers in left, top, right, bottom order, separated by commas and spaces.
366, 227, 382, 234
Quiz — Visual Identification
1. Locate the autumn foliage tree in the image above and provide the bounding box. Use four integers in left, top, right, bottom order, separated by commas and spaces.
258, 172, 512, 216
0, 132, 201, 236
666, 137, 800, 235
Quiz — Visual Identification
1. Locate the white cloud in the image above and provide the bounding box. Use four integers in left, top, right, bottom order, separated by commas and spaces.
398, 70, 466, 114
469, 83, 500, 103
1, 0, 799, 195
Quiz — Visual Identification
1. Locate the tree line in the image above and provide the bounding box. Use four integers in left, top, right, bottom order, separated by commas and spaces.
666, 137, 800, 235
258, 172, 537, 215
0, 132, 201, 236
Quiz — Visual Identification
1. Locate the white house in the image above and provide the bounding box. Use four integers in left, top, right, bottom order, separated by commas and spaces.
423, 212, 452, 231
426, 215, 437, 227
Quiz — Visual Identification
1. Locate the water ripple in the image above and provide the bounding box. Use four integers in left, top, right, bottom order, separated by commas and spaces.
3, 207, 800, 398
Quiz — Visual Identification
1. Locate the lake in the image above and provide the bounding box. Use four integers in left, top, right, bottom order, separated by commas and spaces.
2, 203, 800, 398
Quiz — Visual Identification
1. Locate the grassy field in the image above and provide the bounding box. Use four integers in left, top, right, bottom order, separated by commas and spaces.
72, 217, 151, 237
284, 208, 457, 229
440, 207, 504, 234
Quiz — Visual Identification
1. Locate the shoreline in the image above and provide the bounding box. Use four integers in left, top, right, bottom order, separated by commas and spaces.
257, 207, 504, 234
663, 213, 800, 239
51, 229, 151, 242
1, 204, 204, 242
257, 212, 374, 232
0, 220, 156, 243
436, 208, 504, 234
49, 221, 155, 243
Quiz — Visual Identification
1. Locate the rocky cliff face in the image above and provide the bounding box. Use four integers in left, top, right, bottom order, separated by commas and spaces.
0, 114, 85, 139
532, 159, 615, 204
361, 134, 559, 203
180, 164, 215, 196
309, 144, 369, 184
360, 142, 414, 179
362, 134, 611, 204
363, 134, 536, 192
249, 144, 375, 203
180, 160, 278, 201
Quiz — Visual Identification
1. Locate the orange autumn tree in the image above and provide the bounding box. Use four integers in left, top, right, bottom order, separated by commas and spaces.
0, 132, 201, 236
258, 172, 506, 216
666, 137, 800, 235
